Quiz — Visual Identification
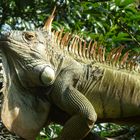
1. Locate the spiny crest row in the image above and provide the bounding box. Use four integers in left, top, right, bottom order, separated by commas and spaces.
52, 29, 140, 72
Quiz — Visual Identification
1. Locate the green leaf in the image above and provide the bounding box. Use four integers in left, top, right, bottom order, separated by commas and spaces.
115, 0, 134, 7
129, 15, 140, 20
112, 32, 132, 42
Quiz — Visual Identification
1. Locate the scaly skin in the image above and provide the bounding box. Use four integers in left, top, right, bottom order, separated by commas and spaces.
47, 52, 140, 139
0, 15, 140, 140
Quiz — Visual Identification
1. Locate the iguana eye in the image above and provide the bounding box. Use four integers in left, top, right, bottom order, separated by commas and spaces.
23, 32, 36, 41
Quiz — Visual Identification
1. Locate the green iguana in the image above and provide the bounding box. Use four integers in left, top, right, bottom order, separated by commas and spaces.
0, 9, 140, 140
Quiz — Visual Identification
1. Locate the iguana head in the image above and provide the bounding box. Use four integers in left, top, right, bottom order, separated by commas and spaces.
0, 7, 57, 88
0, 29, 55, 87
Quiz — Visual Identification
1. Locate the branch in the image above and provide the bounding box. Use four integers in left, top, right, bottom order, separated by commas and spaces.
117, 19, 140, 47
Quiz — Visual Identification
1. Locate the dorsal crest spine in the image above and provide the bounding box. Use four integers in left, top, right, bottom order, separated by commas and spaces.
44, 10, 140, 72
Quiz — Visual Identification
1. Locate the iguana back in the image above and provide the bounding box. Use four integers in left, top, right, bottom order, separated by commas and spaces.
47, 18, 140, 120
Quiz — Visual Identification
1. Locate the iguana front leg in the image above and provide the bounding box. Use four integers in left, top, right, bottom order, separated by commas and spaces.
51, 74, 97, 140
49, 106, 106, 140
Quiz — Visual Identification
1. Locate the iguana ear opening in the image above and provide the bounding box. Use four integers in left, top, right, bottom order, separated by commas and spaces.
43, 7, 56, 33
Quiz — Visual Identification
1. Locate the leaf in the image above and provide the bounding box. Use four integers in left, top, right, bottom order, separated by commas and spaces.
112, 32, 132, 42
129, 15, 140, 20
115, 0, 134, 7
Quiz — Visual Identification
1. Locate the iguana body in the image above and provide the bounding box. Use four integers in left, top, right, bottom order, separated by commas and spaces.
0, 12, 140, 140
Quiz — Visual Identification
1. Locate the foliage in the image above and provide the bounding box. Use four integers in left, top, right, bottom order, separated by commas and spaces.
36, 123, 136, 139
0, 0, 140, 139
37, 124, 63, 140
93, 123, 135, 138
1, 0, 140, 50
